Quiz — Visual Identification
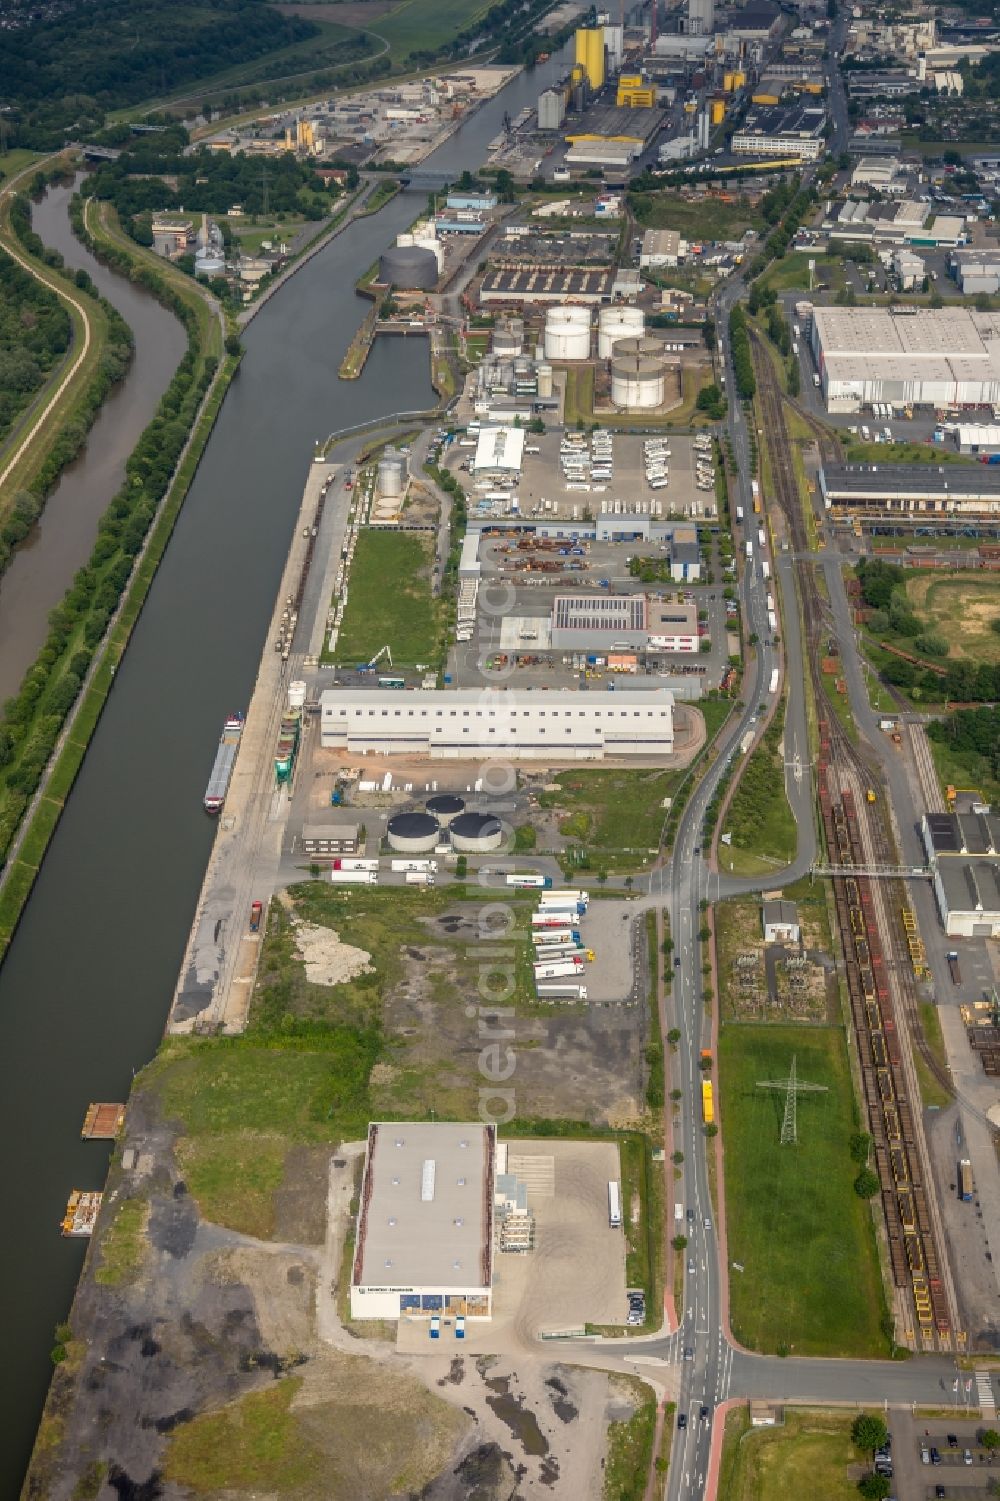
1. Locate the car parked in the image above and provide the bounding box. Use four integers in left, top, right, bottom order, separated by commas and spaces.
947, 1435, 958, 1449
678, 1413, 687, 1429
931, 1447, 942, 1465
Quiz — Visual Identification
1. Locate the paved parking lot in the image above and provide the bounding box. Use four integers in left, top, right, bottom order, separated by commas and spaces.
577, 897, 643, 1005
888, 1411, 1000, 1501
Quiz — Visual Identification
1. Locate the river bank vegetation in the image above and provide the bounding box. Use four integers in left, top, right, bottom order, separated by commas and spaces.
0, 187, 235, 953
0, 178, 135, 577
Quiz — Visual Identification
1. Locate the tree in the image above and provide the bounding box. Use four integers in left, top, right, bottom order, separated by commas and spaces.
849, 1131, 872, 1165
667, 1027, 681, 1047
224, 333, 242, 358
672, 1150, 684, 1164
854, 1169, 880, 1199
705, 1122, 719, 1137
852, 1414, 889, 1453
980, 1430, 1000, 1452
671, 1234, 688, 1251
698, 1053, 713, 1072
670, 1088, 682, 1102
858, 1476, 890, 1501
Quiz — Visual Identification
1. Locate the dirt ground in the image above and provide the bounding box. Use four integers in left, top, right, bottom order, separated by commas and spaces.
378, 903, 648, 1126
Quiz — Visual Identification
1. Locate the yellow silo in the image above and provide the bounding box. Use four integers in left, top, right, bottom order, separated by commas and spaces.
575, 27, 605, 91
711, 98, 725, 124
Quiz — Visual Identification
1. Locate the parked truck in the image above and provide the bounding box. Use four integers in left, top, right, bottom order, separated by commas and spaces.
947, 951, 961, 984
330, 870, 378, 885
249, 901, 263, 933
536, 983, 588, 1001
534, 960, 585, 980
959, 1158, 974, 1202
391, 859, 438, 873
405, 870, 434, 886
506, 873, 553, 888
332, 858, 379, 872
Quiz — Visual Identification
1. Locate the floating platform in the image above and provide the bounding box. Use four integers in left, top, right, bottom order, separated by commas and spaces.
81, 1103, 125, 1140
61, 1190, 102, 1237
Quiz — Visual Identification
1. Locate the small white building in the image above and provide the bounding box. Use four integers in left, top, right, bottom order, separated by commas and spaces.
921, 812, 1000, 938
472, 424, 525, 477
320, 687, 674, 760
640, 228, 684, 268
351, 1122, 495, 1321
762, 899, 800, 944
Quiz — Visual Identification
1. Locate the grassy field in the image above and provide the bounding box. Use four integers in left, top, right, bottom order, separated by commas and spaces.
373, 0, 494, 60
719, 700, 796, 877
603, 1376, 658, 1501
164, 1361, 468, 1497
333, 529, 443, 665
719, 1406, 864, 1501
629, 193, 762, 242
538, 767, 679, 870
843, 437, 970, 467
94, 1197, 149, 1287
718, 1023, 886, 1356
903, 573, 1000, 665
758, 251, 847, 296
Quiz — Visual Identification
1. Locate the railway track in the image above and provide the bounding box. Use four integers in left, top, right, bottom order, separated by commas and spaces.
749, 330, 960, 1349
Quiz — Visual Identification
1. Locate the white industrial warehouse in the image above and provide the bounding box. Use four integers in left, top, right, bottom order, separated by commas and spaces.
921, 813, 1000, 939
320, 687, 675, 758
350, 1121, 495, 1321
811, 307, 1000, 412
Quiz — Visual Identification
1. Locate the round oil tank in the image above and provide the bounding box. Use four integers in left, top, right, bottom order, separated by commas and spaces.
387, 811, 440, 853
195, 253, 225, 276
426, 793, 465, 826
536, 361, 554, 398
610, 335, 665, 360
543, 306, 591, 361
379, 244, 438, 290
597, 304, 644, 358
611, 354, 666, 410
449, 811, 504, 853
492, 317, 524, 356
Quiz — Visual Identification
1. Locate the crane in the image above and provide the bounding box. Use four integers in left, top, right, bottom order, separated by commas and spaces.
366, 644, 392, 669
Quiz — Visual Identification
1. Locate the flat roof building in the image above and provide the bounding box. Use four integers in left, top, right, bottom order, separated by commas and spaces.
819, 463, 1000, 520
640, 228, 684, 268
320, 687, 674, 759
732, 101, 826, 160
550, 594, 648, 650
921, 813, 1000, 938
950, 248, 1000, 297
811, 307, 1000, 412
480, 265, 613, 304
351, 1121, 495, 1320
472, 424, 525, 476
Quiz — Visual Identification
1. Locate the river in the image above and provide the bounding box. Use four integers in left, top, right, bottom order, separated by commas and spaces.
0, 180, 188, 702
0, 48, 571, 1497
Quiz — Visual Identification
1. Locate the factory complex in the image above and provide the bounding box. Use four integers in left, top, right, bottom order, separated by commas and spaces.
810, 307, 1000, 413
921, 814, 1000, 940
819, 464, 1000, 521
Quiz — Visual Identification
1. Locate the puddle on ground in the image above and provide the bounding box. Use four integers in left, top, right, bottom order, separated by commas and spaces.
484, 1376, 549, 1457
545, 1375, 578, 1423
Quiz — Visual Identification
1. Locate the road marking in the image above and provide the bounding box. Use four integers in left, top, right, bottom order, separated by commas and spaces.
976, 1371, 996, 1418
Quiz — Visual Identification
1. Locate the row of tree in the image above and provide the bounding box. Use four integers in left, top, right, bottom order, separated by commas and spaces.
729, 305, 755, 401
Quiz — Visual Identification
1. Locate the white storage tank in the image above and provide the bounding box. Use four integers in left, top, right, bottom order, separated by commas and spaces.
426, 793, 465, 827
536, 362, 554, 398
544, 306, 591, 361
611, 354, 666, 410
492, 317, 524, 356
378, 446, 408, 498
598, 305, 644, 358
450, 811, 504, 853
387, 811, 440, 853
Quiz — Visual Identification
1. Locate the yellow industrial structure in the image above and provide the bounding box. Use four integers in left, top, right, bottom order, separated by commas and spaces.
616, 72, 656, 108
711, 97, 726, 124
285, 117, 316, 151
723, 69, 746, 91
574, 27, 606, 91
752, 91, 780, 105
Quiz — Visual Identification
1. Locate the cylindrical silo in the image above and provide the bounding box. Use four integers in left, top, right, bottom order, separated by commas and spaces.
426, 793, 465, 827
611, 335, 665, 360
611, 355, 666, 410
379, 244, 438, 289
387, 811, 440, 853
378, 447, 406, 497
598, 305, 645, 358
544, 306, 591, 361
449, 812, 504, 853
536, 362, 554, 398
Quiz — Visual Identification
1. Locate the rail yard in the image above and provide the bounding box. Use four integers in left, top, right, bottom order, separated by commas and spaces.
752, 331, 964, 1352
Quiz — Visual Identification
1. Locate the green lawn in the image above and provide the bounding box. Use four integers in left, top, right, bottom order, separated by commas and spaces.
758, 251, 846, 296
719, 1406, 865, 1501
842, 439, 970, 467
719, 702, 797, 876
719, 1023, 886, 1357
928, 733, 1000, 806
333, 529, 443, 666
629, 192, 762, 242
603, 1377, 658, 1501
904, 573, 1000, 665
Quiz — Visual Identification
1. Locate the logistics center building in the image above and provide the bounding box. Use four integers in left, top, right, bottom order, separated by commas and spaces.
811, 307, 1000, 412
351, 1121, 495, 1320
320, 687, 674, 759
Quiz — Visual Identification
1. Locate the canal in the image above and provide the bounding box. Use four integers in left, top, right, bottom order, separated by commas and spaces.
0, 180, 188, 702
0, 48, 572, 1497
